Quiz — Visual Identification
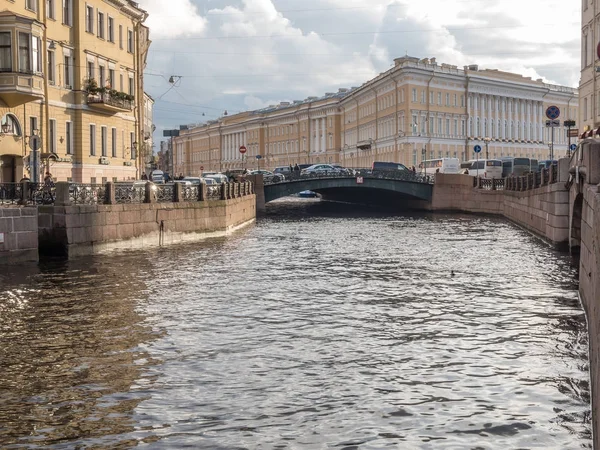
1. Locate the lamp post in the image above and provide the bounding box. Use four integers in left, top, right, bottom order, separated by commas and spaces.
483, 137, 491, 160
564, 119, 576, 157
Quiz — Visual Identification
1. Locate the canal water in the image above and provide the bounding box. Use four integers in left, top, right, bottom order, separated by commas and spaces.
0, 199, 591, 449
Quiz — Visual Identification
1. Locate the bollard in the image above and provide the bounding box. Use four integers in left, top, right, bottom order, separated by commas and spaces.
220, 182, 227, 200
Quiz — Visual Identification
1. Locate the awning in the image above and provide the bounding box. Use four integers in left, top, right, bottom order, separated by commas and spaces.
580, 132, 587, 139
594, 127, 600, 136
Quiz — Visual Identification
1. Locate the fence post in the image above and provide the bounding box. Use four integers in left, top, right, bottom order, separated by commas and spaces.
173, 182, 183, 202
145, 181, 156, 203
492, 178, 496, 191
220, 182, 227, 200
198, 181, 206, 202
54, 182, 71, 206
105, 182, 116, 204
20, 181, 30, 205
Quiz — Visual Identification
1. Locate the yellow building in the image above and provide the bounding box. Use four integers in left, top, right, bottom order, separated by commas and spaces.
173, 57, 578, 175
580, 0, 598, 134
0, 0, 150, 184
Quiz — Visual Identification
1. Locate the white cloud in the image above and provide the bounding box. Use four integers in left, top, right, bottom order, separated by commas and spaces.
138, 0, 581, 139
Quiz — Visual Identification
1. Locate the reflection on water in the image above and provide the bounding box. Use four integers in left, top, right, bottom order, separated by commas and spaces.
0, 199, 591, 448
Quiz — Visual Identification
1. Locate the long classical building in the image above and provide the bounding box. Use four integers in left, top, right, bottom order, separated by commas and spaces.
172, 56, 578, 176
0, 0, 150, 184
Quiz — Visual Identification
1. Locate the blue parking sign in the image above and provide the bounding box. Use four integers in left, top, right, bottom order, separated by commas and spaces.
570, 144, 577, 151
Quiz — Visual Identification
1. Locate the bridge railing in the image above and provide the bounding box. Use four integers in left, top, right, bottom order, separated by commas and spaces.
264, 168, 434, 185
473, 167, 558, 192
0, 180, 254, 206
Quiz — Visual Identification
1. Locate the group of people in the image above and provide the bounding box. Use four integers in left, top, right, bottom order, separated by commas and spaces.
288, 164, 301, 173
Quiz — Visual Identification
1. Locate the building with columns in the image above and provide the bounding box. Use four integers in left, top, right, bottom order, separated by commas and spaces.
172, 56, 577, 176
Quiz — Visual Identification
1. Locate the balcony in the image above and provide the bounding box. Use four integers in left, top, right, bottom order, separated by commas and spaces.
357, 139, 373, 150
0, 72, 44, 107
87, 92, 133, 113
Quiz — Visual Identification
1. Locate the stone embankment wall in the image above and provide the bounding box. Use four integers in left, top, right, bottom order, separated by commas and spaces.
0, 207, 38, 263
38, 196, 256, 257
430, 162, 570, 246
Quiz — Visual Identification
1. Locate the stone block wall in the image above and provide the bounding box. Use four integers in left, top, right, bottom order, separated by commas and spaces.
0, 207, 38, 263
38, 195, 256, 257
430, 173, 569, 246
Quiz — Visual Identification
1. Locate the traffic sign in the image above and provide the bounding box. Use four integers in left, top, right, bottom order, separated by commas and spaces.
200, 165, 204, 171
570, 144, 577, 151
29, 135, 40, 151
239, 145, 247, 154
256, 154, 262, 159
356, 177, 364, 184
546, 105, 560, 120
474, 144, 482, 153
545, 119, 560, 127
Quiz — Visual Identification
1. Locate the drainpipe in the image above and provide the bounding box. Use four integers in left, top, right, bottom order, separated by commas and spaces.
426, 69, 435, 160
42, 0, 50, 177
465, 71, 470, 162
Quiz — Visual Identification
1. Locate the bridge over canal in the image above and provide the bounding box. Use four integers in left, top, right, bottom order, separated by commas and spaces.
249, 170, 434, 212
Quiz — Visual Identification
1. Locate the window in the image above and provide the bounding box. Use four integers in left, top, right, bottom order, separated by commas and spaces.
97, 12, 105, 39
127, 29, 133, 53
26, 0, 37, 12
18, 33, 40, 74
85, 5, 94, 33
99, 65, 105, 87
87, 61, 94, 80
108, 17, 114, 42
49, 119, 56, 154
0, 33, 11, 72
101, 126, 107, 156
108, 68, 115, 89
62, 0, 72, 26
119, 73, 123, 91
437, 92, 442, 105
421, 90, 425, 103
128, 76, 134, 96
429, 91, 434, 104
46, 0, 55, 19
412, 88, 417, 102
119, 25, 123, 49
29, 116, 37, 136
1, 114, 22, 136
111, 127, 117, 157
63, 54, 73, 87
90, 124, 96, 156
47, 50, 55, 84
66, 121, 72, 154
446, 93, 450, 106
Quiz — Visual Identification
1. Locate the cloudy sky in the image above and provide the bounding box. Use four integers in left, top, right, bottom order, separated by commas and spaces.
139, 0, 580, 146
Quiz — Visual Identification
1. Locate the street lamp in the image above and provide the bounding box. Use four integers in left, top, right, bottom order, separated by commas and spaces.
483, 137, 491, 159
564, 120, 576, 157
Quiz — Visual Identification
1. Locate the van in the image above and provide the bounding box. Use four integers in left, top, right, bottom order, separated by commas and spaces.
151, 170, 164, 184
418, 158, 460, 175
372, 161, 408, 172
502, 157, 534, 177
466, 159, 503, 179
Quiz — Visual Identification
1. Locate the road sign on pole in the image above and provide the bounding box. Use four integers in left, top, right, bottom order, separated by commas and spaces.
200, 165, 204, 171
545, 120, 560, 127
474, 145, 482, 153
239, 145, 247, 154
546, 106, 561, 120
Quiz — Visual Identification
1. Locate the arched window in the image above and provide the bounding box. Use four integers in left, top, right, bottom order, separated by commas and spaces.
1, 114, 22, 136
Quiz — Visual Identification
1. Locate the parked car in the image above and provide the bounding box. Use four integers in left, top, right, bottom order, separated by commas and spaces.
203, 173, 229, 184
274, 166, 292, 176
331, 164, 354, 175
300, 164, 343, 175
248, 169, 284, 183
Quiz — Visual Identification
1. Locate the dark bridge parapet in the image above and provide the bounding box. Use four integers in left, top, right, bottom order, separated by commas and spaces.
262, 170, 434, 204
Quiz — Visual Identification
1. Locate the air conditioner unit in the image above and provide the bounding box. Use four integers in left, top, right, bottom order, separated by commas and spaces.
99, 156, 110, 165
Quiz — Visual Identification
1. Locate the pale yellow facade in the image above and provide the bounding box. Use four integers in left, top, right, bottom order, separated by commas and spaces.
580, 0, 599, 133
0, 0, 150, 184
173, 57, 578, 176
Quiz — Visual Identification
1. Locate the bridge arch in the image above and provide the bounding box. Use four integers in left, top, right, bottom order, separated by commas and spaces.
263, 177, 433, 204
571, 193, 583, 253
